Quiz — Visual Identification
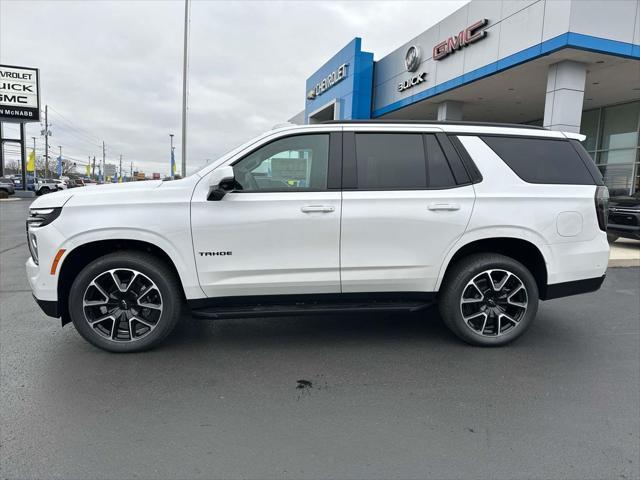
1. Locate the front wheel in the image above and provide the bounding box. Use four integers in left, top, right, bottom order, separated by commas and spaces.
38, 187, 50, 195
607, 233, 619, 243
68, 251, 182, 352
439, 254, 539, 347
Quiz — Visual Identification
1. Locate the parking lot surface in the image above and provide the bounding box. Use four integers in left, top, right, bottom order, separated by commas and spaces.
1, 199, 639, 480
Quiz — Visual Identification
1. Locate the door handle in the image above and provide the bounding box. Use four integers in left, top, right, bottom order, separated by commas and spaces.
428, 203, 461, 211
301, 205, 335, 213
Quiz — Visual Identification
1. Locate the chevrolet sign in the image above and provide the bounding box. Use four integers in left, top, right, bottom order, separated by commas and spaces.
307, 63, 348, 100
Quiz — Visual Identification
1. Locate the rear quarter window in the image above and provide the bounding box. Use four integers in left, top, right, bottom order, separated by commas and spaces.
480, 136, 597, 185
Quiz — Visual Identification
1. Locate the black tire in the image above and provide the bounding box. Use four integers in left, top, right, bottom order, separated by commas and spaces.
607, 233, 619, 243
38, 187, 50, 195
68, 251, 182, 352
438, 253, 539, 347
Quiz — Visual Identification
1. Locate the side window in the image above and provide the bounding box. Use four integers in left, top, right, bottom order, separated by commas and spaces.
233, 134, 329, 191
425, 135, 456, 188
481, 136, 596, 185
355, 133, 427, 189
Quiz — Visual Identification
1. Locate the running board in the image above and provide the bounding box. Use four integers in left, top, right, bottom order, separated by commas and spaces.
190, 300, 432, 320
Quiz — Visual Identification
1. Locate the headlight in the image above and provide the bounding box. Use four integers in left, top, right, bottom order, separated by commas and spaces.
26, 207, 62, 265
26, 207, 62, 228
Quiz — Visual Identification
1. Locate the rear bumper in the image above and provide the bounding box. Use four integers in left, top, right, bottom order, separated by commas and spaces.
542, 274, 606, 300
33, 294, 60, 318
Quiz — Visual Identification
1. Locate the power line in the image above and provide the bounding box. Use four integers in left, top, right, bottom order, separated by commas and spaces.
47, 105, 102, 144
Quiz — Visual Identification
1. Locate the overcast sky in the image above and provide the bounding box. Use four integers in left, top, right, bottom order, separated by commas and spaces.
1, 0, 467, 177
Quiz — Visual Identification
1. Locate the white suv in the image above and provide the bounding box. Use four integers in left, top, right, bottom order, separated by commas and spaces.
25, 121, 609, 352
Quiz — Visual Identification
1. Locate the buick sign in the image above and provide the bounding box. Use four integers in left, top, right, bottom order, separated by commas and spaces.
405, 45, 421, 72
398, 46, 427, 92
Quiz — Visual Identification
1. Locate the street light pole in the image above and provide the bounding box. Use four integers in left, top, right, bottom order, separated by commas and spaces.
102, 141, 106, 184
181, 0, 191, 178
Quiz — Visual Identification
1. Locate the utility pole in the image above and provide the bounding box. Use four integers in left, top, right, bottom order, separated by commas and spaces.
102, 141, 105, 184
181, 0, 191, 178
92, 156, 96, 179
44, 105, 49, 179
58, 146, 62, 176
130, 161, 133, 181
169, 133, 174, 179
119, 154, 123, 182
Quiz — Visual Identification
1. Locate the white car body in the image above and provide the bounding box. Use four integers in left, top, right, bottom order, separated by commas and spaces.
25, 122, 609, 349
51, 179, 67, 190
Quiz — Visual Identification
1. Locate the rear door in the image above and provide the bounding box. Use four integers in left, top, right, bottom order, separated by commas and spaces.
340, 127, 476, 293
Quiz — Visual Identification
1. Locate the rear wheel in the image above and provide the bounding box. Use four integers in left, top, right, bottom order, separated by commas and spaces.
68, 251, 182, 352
439, 254, 539, 347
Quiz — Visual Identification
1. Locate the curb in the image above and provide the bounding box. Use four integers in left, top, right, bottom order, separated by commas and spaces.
608, 258, 640, 268
0, 198, 21, 202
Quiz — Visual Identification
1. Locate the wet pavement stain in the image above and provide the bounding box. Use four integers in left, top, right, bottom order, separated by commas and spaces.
296, 379, 313, 389
296, 379, 313, 400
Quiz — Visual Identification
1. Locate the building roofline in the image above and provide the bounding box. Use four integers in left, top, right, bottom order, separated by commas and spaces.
321, 119, 545, 130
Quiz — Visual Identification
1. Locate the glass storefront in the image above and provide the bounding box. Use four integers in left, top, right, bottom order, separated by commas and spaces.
581, 101, 640, 197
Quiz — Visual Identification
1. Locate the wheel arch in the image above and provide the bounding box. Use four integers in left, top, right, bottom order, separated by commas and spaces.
57, 239, 188, 326
437, 236, 550, 299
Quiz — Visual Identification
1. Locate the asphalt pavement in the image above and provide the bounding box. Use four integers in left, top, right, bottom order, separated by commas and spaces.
1, 198, 639, 480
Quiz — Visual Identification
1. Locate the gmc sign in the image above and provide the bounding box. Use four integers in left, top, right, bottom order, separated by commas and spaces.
433, 19, 489, 61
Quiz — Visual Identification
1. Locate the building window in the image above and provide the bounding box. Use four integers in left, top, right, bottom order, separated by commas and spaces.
580, 101, 640, 197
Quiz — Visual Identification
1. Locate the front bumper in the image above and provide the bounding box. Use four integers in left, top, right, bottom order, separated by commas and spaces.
608, 209, 640, 239
608, 224, 640, 239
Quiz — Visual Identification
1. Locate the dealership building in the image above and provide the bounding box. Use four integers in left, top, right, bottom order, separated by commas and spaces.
292, 0, 640, 197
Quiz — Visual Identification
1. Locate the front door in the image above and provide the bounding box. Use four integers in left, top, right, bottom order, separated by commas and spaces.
191, 132, 342, 298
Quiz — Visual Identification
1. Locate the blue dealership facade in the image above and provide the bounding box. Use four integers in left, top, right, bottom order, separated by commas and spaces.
293, 0, 640, 196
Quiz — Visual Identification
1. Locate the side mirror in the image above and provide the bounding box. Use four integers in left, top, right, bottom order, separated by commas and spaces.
208, 165, 235, 201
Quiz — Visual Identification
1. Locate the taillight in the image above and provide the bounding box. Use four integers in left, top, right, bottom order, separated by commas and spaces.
595, 186, 609, 232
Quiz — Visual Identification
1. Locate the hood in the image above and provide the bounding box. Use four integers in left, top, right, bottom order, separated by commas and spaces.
30, 180, 164, 209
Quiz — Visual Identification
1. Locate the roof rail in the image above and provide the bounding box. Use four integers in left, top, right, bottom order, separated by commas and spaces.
321, 119, 546, 130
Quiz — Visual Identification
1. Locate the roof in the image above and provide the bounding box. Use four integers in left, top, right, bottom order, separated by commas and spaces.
321, 120, 545, 130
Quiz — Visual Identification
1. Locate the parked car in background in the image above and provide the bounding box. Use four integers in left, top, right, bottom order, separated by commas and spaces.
607, 193, 640, 242
51, 179, 67, 191
33, 178, 59, 196
0, 177, 16, 196
6, 176, 58, 195
25, 121, 609, 353
10, 175, 35, 191
73, 179, 86, 187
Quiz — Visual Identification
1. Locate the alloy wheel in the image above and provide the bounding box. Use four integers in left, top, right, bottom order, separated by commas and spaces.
82, 268, 163, 342
459, 269, 528, 337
